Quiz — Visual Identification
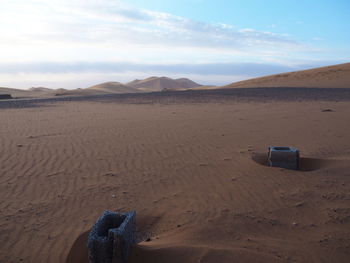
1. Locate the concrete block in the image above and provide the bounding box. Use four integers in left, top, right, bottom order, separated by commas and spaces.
268, 146, 300, 170
87, 210, 136, 263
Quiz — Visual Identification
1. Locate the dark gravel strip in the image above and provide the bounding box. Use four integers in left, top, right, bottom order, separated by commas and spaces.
1, 87, 350, 109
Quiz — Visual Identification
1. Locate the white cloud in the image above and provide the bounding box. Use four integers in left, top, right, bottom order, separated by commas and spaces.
0, 0, 339, 89
0, 0, 303, 63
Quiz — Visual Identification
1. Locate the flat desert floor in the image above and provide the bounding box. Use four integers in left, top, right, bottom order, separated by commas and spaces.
1, 89, 350, 263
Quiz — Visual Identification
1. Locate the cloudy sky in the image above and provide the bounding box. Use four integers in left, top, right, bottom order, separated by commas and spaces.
0, 0, 349, 89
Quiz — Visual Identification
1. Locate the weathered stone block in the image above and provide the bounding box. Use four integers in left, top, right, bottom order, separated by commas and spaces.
268, 146, 300, 170
87, 210, 136, 263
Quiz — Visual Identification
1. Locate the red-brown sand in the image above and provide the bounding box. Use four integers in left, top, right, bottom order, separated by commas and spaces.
1, 95, 350, 262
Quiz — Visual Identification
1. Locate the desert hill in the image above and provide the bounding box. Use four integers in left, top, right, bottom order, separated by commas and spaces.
29, 87, 53, 92
127, 77, 202, 91
88, 82, 140, 93
47, 82, 140, 97
0, 87, 40, 98
0, 87, 107, 98
0, 77, 203, 99
218, 62, 350, 89
50, 88, 107, 97
173, 78, 203, 89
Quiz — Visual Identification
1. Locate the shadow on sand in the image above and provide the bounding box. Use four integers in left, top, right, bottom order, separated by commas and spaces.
251, 153, 332, 171
65, 230, 89, 263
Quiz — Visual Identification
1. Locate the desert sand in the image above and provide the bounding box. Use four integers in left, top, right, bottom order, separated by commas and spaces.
190, 63, 350, 91
87, 82, 140, 94
219, 63, 350, 89
0, 87, 350, 263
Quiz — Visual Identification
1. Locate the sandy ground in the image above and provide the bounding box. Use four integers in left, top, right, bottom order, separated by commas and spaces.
0, 92, 350, 263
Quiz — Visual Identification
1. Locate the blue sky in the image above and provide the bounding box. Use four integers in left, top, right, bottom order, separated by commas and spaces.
0, 0, 349, 89
126, 1, 349, 40
126, 0, 350, 48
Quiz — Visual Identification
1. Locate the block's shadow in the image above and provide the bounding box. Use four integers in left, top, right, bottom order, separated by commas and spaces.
65, 230, 89, 263
252, 153, 328, 171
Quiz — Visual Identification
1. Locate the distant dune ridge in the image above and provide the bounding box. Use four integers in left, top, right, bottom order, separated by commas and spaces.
220, 62, 350, 89
0, 63, 349, 99
88, 82, 140, 93
0, 77, 203, 98
127, 76, 202, 91
0, 87, 38, 98
51, 82, 140, 97
29, 87, 53, 92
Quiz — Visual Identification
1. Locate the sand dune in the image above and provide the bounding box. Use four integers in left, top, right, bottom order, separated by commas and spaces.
45, 83, 139, 97
172, 78, 203, 89
0, 87, 38, 98
88, 82, 140, 94
218, 62, 350, 89
0, 87, 62, 98
29, 87, 53, 92
0, 87, 76, 98
0, 84, 137, 99
0, 91, 350, 263
0, 77, 202, 99
51, 88, 111, 97
127, 77, 202, 91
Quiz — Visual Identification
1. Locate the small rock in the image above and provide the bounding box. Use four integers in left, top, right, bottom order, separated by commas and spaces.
103, 172, 118, 177
111, 194, 116, 198
294, 202, 304, 207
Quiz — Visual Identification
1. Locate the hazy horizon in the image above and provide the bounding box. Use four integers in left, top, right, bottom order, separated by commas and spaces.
1, 0, 349, 89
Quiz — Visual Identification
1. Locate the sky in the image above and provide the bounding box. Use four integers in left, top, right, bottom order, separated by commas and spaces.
0, 0, 349, 89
